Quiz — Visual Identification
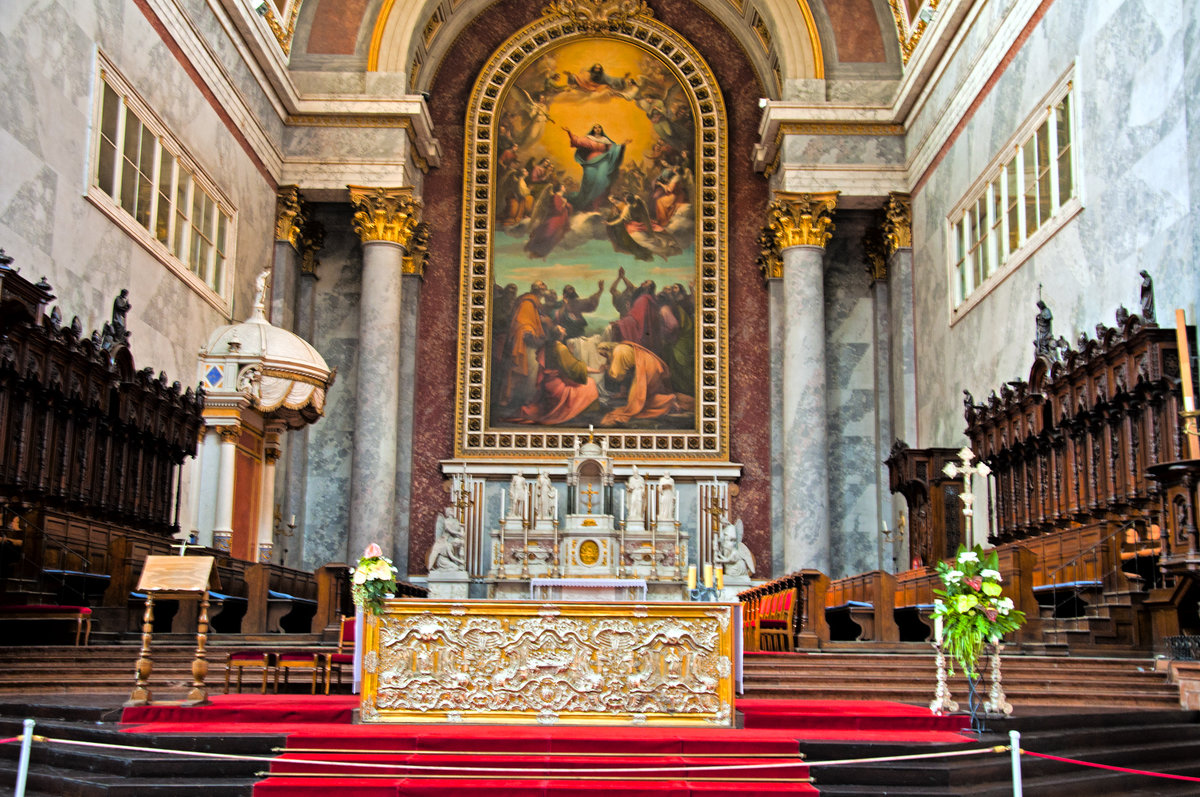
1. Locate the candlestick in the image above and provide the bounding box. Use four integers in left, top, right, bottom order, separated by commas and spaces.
934, 608, 943, 645
703, 563, 712, 588
687, 565, 696, 590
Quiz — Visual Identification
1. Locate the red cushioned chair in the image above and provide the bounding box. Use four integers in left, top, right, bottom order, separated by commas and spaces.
323, 615, 356, 694
275, 651, 326, 694
757, 590, 795, 652
224, 651, 276, 693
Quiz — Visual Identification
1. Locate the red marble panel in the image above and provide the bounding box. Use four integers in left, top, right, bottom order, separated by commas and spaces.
409, 0, 772, 575
306, 0, 370, 55
825, 0, 887, 63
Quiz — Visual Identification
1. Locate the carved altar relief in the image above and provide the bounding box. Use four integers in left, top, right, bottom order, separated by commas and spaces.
361, 600, 734, 726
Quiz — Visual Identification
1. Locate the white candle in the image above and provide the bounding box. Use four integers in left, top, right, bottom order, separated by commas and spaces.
934, 614, 943, 645
289, 514, 295, 526
500, 488, 506, 519
619, 489, 624, 519
687, 565, 696, 590
716, 566, 724, 589
703, 563, 713, 588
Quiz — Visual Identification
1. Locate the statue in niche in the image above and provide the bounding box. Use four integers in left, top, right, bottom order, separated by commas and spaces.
1139, 270, 1156, 324
427, 507, 466, 573
1034, 299, 1054, 358
657, 474, 676, 522
713, 513, 755, 578
626, 465, 646, 522
508, 472, 527, 520
111, 289, 131, 337
535, 469, 558, 520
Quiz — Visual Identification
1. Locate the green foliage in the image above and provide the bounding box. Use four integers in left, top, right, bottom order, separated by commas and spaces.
932, 544, 1026, 677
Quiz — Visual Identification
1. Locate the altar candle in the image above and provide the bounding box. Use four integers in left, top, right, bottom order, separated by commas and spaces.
687, 565, 696, 590
289, 514, 295, 527
619, 489, 624, 520
703, 563, 712, 588
500, 488, 505, 518
934, 614, 943, 645
715, 566, 724, 589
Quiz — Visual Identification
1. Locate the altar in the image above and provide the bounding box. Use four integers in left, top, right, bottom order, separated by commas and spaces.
359, 599, 736, 726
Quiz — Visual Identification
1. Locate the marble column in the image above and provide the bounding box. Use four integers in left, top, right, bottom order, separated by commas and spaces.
271, 187, 305, 331
865, 214, 894, 571
347, 186, 422, 565
759, 226, 786, 576
393, 223, 429, 579
282, 216, 324, 569
767, 192, 838, 575
885, 194, 917, 447
258, 438, 281, 563
213, 424, 240, 553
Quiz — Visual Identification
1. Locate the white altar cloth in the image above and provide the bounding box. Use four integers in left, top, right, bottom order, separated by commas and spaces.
530, 577, 647, 601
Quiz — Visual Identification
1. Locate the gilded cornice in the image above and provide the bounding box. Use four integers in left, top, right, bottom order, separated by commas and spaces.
767, 191, 839, 251
780, 122, 905, 137
543, 0, 654, 27
401, 221, 432, 277
299, 216, 326, 276
863, 219, 887, 283
349, 186, 423, 247
883, 192, 912, 254
261, 1, 302, 56
275, 187, 305, 248
887, 0, 940, 65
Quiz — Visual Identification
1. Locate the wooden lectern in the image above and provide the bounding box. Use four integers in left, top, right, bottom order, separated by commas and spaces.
126, 554, 218, 707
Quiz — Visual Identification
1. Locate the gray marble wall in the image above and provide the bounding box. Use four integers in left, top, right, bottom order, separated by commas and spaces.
910, 0, 1200, 448
823, 210, 884, 577
299, 204, 361, 570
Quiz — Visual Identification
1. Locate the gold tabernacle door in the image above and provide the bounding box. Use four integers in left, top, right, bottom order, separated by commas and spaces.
359, 600, 735, 726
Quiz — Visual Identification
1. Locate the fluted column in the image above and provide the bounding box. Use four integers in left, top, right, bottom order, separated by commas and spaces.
884, 193, 917, 447
212, 424, 240, 553
765, 192, 838, 575
272, 187, 306, 330
347, 186, 422, 565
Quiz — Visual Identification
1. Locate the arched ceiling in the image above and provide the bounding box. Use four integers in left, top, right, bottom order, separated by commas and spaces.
269, 0, 921, 100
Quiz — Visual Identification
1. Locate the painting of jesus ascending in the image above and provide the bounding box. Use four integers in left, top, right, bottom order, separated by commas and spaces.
488, 39, 697, 431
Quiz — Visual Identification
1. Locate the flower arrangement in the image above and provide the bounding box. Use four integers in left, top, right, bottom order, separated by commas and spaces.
931, 544, 1026, 676
351, 543, 397, 615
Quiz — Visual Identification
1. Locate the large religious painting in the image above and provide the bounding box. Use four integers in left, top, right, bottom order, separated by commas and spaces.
455, 3, 728, 459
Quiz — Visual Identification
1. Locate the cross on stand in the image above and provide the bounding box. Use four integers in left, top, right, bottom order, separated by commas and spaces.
942, 446, 991, 545
171, 536, 201, 556
451, 473, 475, 524
580, 483, 599, 514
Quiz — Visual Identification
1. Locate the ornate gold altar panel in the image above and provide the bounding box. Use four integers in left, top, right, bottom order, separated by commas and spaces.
360, 600, 734, 726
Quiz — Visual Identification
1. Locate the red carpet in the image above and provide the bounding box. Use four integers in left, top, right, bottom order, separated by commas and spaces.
119, 694, 971, 795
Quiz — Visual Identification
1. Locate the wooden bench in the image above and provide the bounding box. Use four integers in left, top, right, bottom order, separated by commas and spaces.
0, 604, 92, 645
825, 571, 898, 642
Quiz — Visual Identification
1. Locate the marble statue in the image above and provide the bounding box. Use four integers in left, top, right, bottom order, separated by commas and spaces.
1034, 299, 1053, 358
1139, 270, 1156, 324
535, 469, 557, 520
657, 474, 676, 522
626, 465, 645, 522
253, 268, 271, 313
713, 513, 755, 578
509, 472, 527, 519
427, 508, 466, 572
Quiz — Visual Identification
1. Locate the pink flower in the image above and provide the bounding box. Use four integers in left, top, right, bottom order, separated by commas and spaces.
363, 543, 383, 558
966, 576, 983, 591
984, 607, 998, 622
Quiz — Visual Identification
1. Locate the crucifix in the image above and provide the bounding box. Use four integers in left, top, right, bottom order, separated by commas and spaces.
942, 446, 991, 546
580, 482, 600, 515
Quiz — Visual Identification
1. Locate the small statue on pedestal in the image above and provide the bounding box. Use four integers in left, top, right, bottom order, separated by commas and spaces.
427, 508, 466, 573
626, 465, 646, 523
713, 513, 755, 578
509, 472, 527, 520
535, 469, 558, 521
657, 474, 676, 523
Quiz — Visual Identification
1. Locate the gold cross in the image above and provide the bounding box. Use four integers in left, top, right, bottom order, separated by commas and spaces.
453, 477, 475, 522
580, 483, 599, 514
172, 537, 199, 556
705, 491, 725, 528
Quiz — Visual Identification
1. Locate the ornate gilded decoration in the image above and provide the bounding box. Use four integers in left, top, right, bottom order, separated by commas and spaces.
299, 216, 325, 276
260, 0, 303, 56
361, 600, 735, 726
863, 217, 888, 283
756, 225, 783, 282
216, 425, 241, 444
349, 186, 423, 247
274, 187, 304, 248
401, 221, 432, 277
766, 192, 838, 251
456, 9, 728, 459
883, 192, 912, 254
542, 0, 654, 28
887, 0, 941, 65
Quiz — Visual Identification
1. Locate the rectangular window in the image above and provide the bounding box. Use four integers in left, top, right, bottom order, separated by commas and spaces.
948, 78, 1078, 315
88, 56, 234, 306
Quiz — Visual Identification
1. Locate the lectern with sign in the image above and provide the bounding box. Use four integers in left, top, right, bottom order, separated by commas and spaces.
126, 555, 218, 707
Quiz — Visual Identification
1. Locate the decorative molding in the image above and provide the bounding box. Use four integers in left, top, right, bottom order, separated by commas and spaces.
863, 217, 888, 283
883, 192, 912, 254
887, 0, 941, 65
401, 221, 432, 277
275, 186, 305, 247
780, 122, 905, 137
216, 425, 241, 444
299, 215, 326, 276
756, 224, 782, 282
766, 192, 838, 251
349, 186, 423, 247
261, 0, 303, 56
542, 0, 655, 28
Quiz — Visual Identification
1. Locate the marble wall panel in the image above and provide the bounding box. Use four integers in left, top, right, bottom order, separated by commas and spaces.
909, 0, 1199, 449
782, 134, 905, 166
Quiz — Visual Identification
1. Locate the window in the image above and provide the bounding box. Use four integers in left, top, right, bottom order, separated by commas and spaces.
89, 54, 234, 308
949, 78, 1079, 315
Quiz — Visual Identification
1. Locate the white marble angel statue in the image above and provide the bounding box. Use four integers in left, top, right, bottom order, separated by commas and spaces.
713, 513, 755, 578
427, 507, 466, 572
626, 465, 646, 522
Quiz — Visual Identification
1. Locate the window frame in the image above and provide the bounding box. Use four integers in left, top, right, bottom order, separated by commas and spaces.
947, 68, 1082, 323
86, 51, 235, 316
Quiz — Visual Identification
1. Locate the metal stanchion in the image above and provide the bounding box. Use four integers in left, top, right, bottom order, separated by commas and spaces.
1009, 730, 1023, 797
15, 718, 35, 797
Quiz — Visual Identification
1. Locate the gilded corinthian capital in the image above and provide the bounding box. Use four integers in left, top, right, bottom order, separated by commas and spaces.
275, 186, 306, 248
348, 186, 423, 248
766, 191, 839, 251
883, 192, 912, 255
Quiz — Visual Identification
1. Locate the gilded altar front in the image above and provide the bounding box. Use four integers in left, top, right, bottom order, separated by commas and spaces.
360, 600, 735, 726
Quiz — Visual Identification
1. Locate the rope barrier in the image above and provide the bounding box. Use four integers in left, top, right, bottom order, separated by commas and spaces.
1020, 749, 1200, 783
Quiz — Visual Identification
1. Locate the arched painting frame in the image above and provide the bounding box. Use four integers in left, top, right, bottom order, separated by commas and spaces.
454, 2, 728, 460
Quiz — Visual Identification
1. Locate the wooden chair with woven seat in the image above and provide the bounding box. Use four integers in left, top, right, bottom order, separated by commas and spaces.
224, 651, 276, 693
275, 650, 326, 694
323, 615, 355, 694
